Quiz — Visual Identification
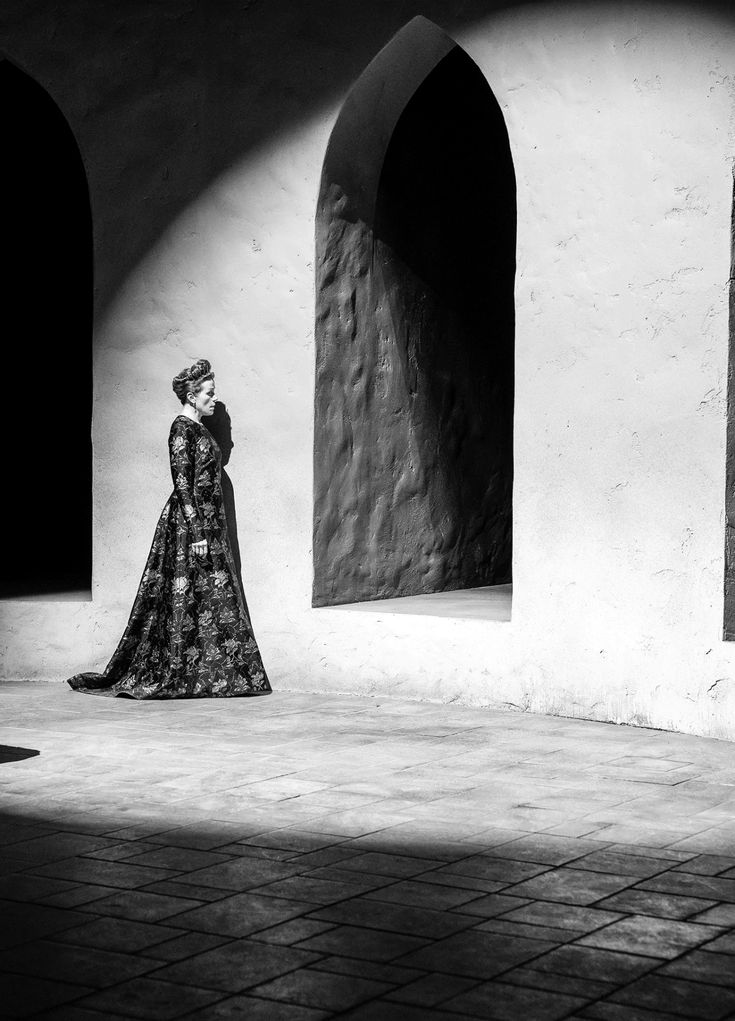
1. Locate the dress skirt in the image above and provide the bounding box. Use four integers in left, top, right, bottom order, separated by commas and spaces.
67, 415, 272, 699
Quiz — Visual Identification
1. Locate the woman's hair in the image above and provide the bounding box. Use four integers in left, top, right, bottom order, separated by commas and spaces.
172, 358, 214, 405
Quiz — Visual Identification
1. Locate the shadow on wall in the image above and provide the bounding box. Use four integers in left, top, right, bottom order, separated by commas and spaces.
205, 402, 251, 614
4, 0, 733, 324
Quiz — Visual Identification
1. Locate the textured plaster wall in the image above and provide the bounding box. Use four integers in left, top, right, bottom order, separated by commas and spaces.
1, 0, 735, 740
313, 35, 515, 606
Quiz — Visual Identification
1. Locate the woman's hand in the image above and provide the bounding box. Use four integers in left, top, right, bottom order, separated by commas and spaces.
191, 539, 208, 558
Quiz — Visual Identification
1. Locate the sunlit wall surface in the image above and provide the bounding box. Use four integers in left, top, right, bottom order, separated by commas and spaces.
1, 1, 734, 739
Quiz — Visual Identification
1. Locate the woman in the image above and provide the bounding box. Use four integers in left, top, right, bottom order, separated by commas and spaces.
68, 359, 272, 699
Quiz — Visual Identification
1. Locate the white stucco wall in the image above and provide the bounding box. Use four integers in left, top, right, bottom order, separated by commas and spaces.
2, 1, 735, 740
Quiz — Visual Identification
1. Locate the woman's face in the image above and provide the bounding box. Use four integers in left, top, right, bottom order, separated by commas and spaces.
190, 378, 217, 417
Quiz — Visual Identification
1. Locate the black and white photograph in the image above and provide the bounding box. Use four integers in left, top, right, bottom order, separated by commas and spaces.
1, 1, 735, 1018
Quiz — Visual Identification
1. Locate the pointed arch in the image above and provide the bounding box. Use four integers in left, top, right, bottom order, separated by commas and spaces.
0, 59, 92, 598
313, 18, 516, 607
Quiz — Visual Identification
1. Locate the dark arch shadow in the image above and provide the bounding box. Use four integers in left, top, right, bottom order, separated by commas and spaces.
0, 746, 40, 763
0, 59, 92, 600
313, 17, 515, 607
5, 0, 731, 326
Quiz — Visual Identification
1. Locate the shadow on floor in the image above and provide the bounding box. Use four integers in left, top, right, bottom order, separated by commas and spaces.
0, 747, 39, 764
1, 685, 734, 1018
0, 801, 734, 1020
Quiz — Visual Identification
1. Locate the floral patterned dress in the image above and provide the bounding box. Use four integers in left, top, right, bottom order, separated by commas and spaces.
67, 415, 272, 699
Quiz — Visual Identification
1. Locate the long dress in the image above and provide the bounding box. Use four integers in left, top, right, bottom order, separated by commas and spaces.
67, 415, 272, 699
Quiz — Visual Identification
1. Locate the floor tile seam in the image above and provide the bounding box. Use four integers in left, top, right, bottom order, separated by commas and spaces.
231, 972, 399, 1012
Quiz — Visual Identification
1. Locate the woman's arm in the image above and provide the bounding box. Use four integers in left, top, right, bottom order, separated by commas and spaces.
169, 423, 205, 543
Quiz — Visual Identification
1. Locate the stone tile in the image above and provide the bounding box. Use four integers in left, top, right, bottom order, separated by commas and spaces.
610, 974, 735, 1018
636, 872, 735, 903
244, 829, 348, 853
284, 845, 363, 869
667, 830, 735, 856
152, 940, 322, 992
0, 899, 89, 949
363, 878, 484, 911
453, 892, 553, 919
500, 965, 617, 1000
0, 973, 94, 1018
183, 997, 329, 1020
306, 956, 424, 985
703, 932, 735, 953
251, 917, 336, 946
396, 929, 554, 978
0, 939, 159, 987
247, 968, 393, 1011
29, 856, 179, 889
124, 845, 233, 871
166, 892, 315, 937
580, 1003, 700, 1020
140, 878, 234, 902
508, 867, 638, 904
577, 915, 724, 958
499, 901, 623, 933
53, 916, 182, 953
310, 897, 478, 939
82, 840, 162, 862
215, 842, 299, 861
692, 904, 735, 926
144, 930, 233, 961
148, 823, 264, 850
437, 856, 549, 884
606, 843, 696, 863
334, 851, 445, 878
596, 888, 718, 919
339, 1004, 470, 1020
298, 865, 397, 891
529, 945, 660, 984
182, 857, 304, 890
76, 977, 224, 1019
415, 870, 509, 894
572, 848, 675, 878
659, 949, 735, 987
252, 874, 381, 905
0, 873, 79, 903
75, 889, 204, 921
27, 1007, 132, 1021
673, 855, 735, 876
442, 979, 587, 1019
484, 834, 607, 867
474, 917, 585, 944
385, 972, 480, 1006
295, 924, 429, 962
3, 832, 120, 863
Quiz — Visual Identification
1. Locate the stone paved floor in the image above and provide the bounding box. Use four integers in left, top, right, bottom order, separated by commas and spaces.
1, 683, 734, 1020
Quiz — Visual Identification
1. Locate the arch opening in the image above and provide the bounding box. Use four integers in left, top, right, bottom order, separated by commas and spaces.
313, 19, 515, 609
1, 60, 92, 600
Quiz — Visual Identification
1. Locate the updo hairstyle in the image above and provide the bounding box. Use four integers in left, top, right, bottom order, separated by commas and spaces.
172, 358, 214, 405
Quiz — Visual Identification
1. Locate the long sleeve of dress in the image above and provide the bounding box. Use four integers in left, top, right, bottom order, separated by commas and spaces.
169, 421, 205, 543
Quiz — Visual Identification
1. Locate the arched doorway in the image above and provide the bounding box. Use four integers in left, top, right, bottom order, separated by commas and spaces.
1, 60, 92, 598
313, 18, 515, 608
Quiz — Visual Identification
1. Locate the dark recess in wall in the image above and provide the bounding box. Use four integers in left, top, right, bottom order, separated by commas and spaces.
313, 21, 515, 606
1, 60, 92, 598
